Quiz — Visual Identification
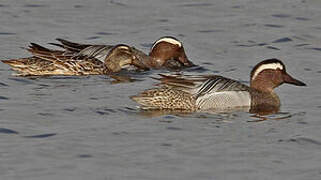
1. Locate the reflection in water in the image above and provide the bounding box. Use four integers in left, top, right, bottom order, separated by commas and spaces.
249, 112, 290, 122
135, 105, 306, 123
249, 105, 280, 116
137, 109, 194, 119
109, 75, 138, 84
135, 105, 284, 122
249, 111, 306, 122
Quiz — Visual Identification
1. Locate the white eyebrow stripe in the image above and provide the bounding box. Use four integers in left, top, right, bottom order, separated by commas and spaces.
151, 38, 182, 50
117, 46, 130, 50
252, 63, 283, 80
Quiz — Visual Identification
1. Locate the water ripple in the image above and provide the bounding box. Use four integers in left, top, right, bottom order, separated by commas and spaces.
96, 32, 115, 36
93, 107, 117, 115
109, 0, 127, 6
86, 36, 101, 40
0, 96, 9, 100
279, 137, 321, 148
271, 14, 291, 18
295, 17, 310, 21
266, 46, 280, 50
77, 154, 93, 158
305, 47, 321, 52
294, 43, 310, 47
73, 5, 84, 8
23, 133, 57, 138
272, 37, 292, 43
0, 32, 16, 35
167, 127, 183, 131
64, 107, 77, 112
0, 128, 19, 134
264, 24, 284, 28
8, 78, 35, 84
158, 19, 169, 22
24, 4, 47, 8
197, 30, 224, 33
178, 3, 213, 7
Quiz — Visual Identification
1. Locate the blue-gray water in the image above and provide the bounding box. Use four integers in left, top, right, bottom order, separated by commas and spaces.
0, 0, 321, 180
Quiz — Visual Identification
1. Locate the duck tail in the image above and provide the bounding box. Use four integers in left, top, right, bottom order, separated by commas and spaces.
1, 58, 37, 76
1, 58, 26, 66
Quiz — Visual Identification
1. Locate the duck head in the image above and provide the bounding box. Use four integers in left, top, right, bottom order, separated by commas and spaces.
103, 44, 149, 74
148, 36, 194, 69
250, 58, 306, 92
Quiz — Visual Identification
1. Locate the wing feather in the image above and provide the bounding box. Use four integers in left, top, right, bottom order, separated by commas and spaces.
157, 74, 249, 95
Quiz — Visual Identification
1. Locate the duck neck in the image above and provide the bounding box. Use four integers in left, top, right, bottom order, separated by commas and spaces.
148, 54, 164, 69
250, 79, 281, 109
250, 77, 275, 93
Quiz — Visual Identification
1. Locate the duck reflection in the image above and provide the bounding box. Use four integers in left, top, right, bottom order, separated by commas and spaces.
135, 104, 281, 120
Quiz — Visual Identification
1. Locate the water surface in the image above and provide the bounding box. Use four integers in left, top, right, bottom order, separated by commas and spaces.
0, 0, 321, 180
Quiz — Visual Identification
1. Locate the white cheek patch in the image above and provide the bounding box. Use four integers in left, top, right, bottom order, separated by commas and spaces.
252, 63, 283, 80
152, 37, 182, 50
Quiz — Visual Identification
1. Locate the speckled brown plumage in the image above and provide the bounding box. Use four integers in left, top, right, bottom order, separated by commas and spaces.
1, 36, 194, 76
132, 59, 306, 111
131, 87, 197, 110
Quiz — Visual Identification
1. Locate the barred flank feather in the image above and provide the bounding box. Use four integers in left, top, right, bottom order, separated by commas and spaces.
130, 87, 196, 110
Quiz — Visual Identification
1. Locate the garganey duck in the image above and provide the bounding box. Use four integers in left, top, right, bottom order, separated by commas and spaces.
1, 36, 194, 76
131, 59, 306, 112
